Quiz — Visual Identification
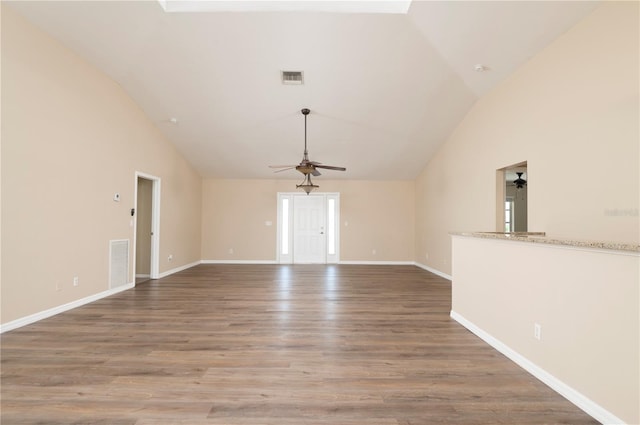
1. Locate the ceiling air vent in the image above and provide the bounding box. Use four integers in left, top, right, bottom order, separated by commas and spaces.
281, 70, 304, 85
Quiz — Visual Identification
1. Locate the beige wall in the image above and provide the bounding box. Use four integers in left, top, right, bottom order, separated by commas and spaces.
201, 179, 414, 262
1, 3, 637, 421
1, 7, 202, 324
452, 235, 639, 423
415, 2, 639, 276
0, 4, 3, 314
434, 4, 639, 421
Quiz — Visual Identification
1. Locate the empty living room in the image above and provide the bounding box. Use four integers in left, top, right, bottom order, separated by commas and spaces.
1, 1, 638, 424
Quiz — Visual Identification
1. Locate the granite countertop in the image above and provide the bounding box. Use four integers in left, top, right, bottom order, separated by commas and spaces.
450, 231, 640, 253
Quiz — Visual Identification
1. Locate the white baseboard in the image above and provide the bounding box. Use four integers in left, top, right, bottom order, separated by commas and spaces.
135, 273, 150, 278
200, 260, 278, 265
1, 283, 135, 334
450, 310, 625, 425
157, 260, 202, 278
202, 260, 415, 265
2, 260, 202, 333
0, 261, 446, 335
339, 260, 415, 265
199, 261, 450, 277
414, 262, 452, 280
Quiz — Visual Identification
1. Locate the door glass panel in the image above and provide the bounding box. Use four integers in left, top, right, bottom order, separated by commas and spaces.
328, 199, 335, 255
282, 198, 289, 255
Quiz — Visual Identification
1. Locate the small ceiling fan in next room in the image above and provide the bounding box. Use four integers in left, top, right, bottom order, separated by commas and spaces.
269, 108, 346, 194
509, 172, 527, 189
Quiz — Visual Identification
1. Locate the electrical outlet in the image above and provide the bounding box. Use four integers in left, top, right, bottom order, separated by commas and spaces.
372, 249, 377, 255
55, 283, 61, 292
168, 254, 173, 262
73, 277, 79, 287
534, 323, 542, 340
425, 252, 429, 260
228, 248, 234, 254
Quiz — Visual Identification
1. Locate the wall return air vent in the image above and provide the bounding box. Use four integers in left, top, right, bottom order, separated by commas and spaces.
109, 239, 129, 289
281, 70, 304, 85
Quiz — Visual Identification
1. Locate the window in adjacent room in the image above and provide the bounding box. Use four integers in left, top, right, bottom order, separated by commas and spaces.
505, 197, 514, 232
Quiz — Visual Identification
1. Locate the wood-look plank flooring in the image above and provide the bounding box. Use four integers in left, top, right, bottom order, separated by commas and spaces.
1, 264, 598, 424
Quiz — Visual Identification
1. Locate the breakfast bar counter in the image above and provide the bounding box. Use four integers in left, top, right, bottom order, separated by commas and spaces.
449, 231, 639, 423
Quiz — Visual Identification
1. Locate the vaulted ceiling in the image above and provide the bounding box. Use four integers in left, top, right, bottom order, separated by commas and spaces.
7, 1, 599, 180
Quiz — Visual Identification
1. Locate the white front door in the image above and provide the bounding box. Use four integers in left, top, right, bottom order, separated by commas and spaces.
293, 195, 326, 263
277, 192, 340, 264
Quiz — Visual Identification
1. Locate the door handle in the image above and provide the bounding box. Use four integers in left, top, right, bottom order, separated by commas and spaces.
320, 232, 324, 234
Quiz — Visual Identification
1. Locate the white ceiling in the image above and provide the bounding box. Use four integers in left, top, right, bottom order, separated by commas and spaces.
7, 0, 599, 180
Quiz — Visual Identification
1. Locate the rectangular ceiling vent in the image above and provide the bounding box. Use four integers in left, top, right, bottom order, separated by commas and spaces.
281, 70, 304, 85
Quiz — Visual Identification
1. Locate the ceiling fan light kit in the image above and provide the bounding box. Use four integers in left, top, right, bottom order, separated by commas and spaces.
296, 174, 320, 195
269, 108, 346, 194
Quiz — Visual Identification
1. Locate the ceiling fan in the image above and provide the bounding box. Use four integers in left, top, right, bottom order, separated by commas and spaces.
269, 108, 346, 178
509, 172, 527, 189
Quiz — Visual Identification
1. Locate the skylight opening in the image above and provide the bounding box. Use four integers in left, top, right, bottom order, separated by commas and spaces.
158, 0, 413, 15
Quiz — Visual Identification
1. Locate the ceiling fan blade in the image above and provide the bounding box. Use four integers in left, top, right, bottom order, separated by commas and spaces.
269, 109, 346, 184
315, 165, 346, 171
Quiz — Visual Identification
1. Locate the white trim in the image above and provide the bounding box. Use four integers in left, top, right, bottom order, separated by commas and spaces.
414, 262, 452, 280
201, 260, 278, 265
136, 274, 151, 278
1, 260, 202, 333
157, 260, 202, 278
150, 178, 161, 278
134, 172, 161, 280
339, 260, 415, 266
1, 283, 134, 334
277, 192, 341, 265
159, 0, 412, 14
450, 311, 626, 425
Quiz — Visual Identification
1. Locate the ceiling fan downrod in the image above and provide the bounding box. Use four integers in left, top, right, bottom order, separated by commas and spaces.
302, 108, 310, 161
267, 107, 345, 194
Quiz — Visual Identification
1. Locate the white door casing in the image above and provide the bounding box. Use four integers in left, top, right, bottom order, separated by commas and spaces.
277, 193, 340, 264
133, 172, 161, 281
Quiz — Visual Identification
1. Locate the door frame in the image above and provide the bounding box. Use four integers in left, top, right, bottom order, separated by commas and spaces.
277, 192, 340, 264
133, 172, 161, 281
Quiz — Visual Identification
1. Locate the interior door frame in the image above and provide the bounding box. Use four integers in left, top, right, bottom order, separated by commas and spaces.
277, 192, 340, 264
133, 172, 161, 281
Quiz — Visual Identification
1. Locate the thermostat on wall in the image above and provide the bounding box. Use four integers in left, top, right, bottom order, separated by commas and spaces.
114, 193, 120, 202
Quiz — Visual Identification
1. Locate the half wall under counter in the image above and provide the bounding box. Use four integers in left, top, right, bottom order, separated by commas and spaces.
450, 232, 639, 425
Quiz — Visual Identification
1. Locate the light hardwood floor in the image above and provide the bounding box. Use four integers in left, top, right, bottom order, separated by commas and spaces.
1, 264, 598, 424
